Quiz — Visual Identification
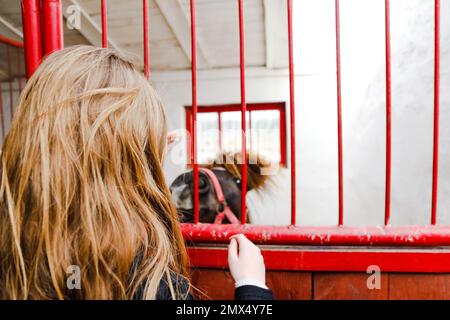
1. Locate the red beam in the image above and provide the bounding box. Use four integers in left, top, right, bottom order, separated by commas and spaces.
335, 0, 344, 226
21, 0, 42, 78
287, 0, 297, 225
238, 0, 248, 224
190, 0, 199, 224
0, 35, 24, 48
188, 246, 450, 273
384, 0, 392, 226
182, 224, 450, 246
42, 0, 63, 56
431, 0, 440, 225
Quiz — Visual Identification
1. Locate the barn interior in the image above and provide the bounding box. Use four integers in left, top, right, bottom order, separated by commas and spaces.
1, 0, 450, 300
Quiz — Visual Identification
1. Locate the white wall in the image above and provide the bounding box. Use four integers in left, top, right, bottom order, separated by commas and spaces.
155, 69, 339, 226
343, 0, 450, 226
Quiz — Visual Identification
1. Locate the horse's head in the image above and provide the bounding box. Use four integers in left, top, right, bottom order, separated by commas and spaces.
169, 152, 274, 224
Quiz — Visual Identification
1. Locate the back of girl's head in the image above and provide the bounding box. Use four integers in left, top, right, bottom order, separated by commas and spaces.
0, 45, 188, 299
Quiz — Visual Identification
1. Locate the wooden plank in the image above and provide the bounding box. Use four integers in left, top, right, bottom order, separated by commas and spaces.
389, 274, 450, 300
190, 269, 450, 300
190, 268, 312, 300
266, 271, 312, 300
313, 272, 389, 300
190, 268, 235, 300
154, 0, 208, 66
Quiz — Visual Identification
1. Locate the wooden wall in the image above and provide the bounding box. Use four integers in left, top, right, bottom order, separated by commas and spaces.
191, 269, 450, 300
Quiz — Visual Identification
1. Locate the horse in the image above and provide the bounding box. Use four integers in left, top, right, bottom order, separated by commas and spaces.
169, 152, 275, 224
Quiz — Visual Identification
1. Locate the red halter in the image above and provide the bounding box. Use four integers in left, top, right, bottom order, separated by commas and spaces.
198, 168, 240, 225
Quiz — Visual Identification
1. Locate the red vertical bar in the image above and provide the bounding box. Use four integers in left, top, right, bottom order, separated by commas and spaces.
17, 49, 23, 93
21, 0, 43, 79
431, 0, 440, 225
190, 0, 199, 224
384, 0, 392, 226
101, 0, 108, 48
143, 0, 150, 79
7, 46, 14, 120
335, 0, 344, 226
42, 0, 63, 56
238, 0, 248, 224
287, 0, 296, 225
0, 82, 5, 140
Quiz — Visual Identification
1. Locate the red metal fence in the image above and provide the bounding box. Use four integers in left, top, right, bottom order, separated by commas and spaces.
182, 0, 448, 248
15, 0, 450, 272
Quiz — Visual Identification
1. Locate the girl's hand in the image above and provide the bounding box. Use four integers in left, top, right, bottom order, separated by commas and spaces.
228, 234, 266, 286
166, 130, 181, 153
167, 131, 179, 146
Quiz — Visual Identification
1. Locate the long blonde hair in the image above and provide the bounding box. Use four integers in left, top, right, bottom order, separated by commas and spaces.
0, 45, 188, 299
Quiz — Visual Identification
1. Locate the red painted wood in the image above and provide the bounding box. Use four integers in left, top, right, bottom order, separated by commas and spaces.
190, 269, 235, 300
266, 271, 312, 300
314, 273, 389, 300
389, 274, 450, 300
183, 224, 450, 246
191, 270, 450, 300
187, 246, 450, 272
191, 269, 312, 300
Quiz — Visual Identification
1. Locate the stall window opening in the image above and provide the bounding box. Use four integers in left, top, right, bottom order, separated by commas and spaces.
185, 103, 286, 165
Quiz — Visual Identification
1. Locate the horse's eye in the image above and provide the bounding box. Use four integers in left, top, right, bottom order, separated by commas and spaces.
198, 178, 210, 194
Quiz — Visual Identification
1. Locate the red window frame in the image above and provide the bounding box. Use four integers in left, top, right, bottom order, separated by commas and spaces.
185, 102, 287, 166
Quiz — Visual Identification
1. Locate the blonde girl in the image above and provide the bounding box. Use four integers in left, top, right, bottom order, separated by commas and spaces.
0, 45, 272, 300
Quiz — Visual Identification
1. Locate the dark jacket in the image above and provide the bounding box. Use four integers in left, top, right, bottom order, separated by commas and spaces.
136, 273, 274, 300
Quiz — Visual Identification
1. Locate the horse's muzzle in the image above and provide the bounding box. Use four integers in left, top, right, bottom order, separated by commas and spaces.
177, 208, 194, 223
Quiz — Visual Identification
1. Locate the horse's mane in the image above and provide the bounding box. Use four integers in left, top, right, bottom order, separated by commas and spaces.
202, 151, 276, 190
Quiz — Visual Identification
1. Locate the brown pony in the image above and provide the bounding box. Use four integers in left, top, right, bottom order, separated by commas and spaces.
170, 152, 275, 223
